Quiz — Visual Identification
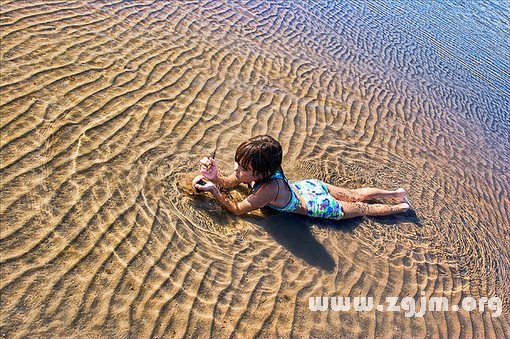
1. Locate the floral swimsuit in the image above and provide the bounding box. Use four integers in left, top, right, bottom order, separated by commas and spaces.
252, 169, 344, 220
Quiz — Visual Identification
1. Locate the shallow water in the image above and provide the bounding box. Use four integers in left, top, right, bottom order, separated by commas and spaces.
1, 0, 509, 337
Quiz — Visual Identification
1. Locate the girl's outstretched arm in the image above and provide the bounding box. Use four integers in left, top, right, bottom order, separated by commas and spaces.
213, 173, 240, 189
193, 178, 278, 215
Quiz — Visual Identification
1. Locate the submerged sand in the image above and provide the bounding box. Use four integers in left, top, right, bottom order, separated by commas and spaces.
1, 0, 509, 337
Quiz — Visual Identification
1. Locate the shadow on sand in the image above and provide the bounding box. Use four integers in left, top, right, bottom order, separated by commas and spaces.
250, 208, 422, 272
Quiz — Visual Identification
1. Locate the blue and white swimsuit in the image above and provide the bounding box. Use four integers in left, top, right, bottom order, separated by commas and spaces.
252, 169, 344, 220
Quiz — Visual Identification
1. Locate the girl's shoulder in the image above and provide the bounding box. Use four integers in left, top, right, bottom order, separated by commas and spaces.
246, 179, 279, 207
251, 178, 279, 196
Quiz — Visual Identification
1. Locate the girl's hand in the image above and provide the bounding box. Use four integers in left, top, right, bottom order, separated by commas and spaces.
200, 157, 218, 181
192, 175, 217, 193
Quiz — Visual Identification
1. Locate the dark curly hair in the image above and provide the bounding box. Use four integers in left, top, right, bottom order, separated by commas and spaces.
235, 135, 283, 183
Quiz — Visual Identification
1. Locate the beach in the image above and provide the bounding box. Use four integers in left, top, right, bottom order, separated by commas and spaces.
1, 0, 509, 337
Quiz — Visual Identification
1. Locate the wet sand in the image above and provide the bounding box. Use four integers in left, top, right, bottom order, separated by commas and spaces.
1, 0, 509, 337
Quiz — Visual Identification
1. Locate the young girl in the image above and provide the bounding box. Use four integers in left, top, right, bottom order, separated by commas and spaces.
192, 135, 410, 220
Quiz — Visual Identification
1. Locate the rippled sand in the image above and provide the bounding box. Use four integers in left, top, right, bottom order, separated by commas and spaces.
1, 1, 509, 337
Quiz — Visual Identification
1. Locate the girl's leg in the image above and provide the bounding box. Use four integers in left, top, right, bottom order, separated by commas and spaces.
326, 184, 406, 202
341, 201, 410, 219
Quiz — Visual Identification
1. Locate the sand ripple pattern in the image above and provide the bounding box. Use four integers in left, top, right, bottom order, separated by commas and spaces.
1, 0, 509, 337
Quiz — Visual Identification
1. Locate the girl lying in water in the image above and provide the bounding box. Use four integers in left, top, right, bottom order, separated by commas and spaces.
192, 135, 411, 220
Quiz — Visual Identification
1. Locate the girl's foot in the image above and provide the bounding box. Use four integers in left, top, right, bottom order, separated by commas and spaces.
395, 187, 406, 199
403, 196, 413, 208
398, 202, 411, 212
391, 188, 408, 203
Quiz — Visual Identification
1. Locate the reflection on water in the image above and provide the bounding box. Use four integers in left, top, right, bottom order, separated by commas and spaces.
1, 0, 508, 337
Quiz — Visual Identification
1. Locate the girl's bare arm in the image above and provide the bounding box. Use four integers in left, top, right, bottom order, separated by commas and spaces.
212, 172, 240, 189
210, 181, 277, 215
